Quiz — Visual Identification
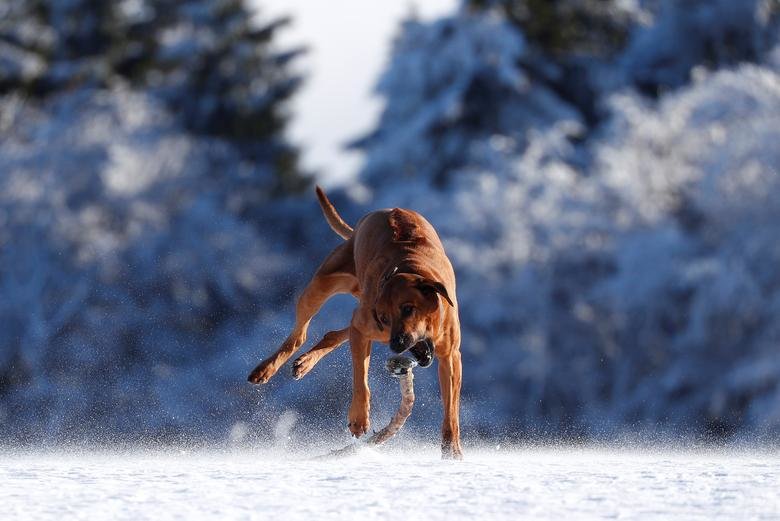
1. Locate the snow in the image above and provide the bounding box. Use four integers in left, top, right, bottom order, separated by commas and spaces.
1, 448, 778, 520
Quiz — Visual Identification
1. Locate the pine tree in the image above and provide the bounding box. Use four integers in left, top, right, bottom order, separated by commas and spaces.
140, 0, 306, 193
0, 0, 307, 194
0, 1, 315, 440
351, 11, 580, 190
465, 0, 641, 124
469, 0, 780, 98
621, 0, 780, 96
468, 0, 635, 58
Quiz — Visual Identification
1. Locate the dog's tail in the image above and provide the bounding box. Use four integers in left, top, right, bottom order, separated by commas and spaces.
315, 186, 353, 240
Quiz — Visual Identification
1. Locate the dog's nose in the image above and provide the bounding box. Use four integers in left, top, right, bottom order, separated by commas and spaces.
390, 332, 413, 353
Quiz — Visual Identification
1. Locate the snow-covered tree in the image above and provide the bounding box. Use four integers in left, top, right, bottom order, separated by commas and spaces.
0, 89, 316, 441
588, 62, 780, 436
0, 0, 306, 194
351, 9, 580, 191
468, 0, 637, 57
141, 0, 306, 193
621, 0, 780, 95
0, 1, 316, 442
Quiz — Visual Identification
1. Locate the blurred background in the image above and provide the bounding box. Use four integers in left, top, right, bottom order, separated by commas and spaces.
1, 0, 779, 447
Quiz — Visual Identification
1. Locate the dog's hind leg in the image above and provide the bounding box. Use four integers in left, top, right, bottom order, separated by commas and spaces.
292, 327, 349, 380
248, 243, 357, 384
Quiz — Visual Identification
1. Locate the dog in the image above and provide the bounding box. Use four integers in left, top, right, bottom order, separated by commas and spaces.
248, 187, 463, 459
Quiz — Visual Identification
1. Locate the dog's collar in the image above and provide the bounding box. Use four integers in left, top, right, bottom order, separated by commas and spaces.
378, 266, 399, 294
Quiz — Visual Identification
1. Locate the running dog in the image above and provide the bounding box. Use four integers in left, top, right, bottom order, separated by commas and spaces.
248, 187, 463, 459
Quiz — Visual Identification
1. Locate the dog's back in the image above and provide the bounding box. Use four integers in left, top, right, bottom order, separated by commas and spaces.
350, 209, 454, 303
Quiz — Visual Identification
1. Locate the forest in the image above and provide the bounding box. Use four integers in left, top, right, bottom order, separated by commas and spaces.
1, 0, 779, 445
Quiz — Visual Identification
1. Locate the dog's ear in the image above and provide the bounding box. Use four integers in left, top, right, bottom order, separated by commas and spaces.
418, 280, 454, 307
372, 309, 384, 331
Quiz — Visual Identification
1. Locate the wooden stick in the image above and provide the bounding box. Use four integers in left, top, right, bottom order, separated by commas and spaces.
367, 369, 415, 445
316, 362, 415, 459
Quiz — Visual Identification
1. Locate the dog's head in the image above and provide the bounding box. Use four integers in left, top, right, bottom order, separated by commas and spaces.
372, 272, 454, 354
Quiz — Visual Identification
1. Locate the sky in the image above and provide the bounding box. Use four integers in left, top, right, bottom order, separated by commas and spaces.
256, 0, 457, 187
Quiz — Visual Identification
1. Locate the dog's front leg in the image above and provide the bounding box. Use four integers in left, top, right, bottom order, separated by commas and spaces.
348, 326, 371, 437
292, 327, 349, 380
248, 263, 354, 384
438, 350, 463, 459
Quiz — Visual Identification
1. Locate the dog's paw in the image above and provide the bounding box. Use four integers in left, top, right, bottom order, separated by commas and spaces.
247, 360, 276, 384
347, 404, 370, 438
291, 353, 316, 380
441, 442, 464, 461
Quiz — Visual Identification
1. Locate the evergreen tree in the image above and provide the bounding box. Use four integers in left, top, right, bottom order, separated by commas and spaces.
0, 0, 132, 95
468, 0, 635, 58
469, 0, 780, 98
0, 0, 306, 194
0, 1, 312, 440
621, 0, 780, 96
465, 0, 641, 124
141, 1, 306, 193
351, 10, 580, 190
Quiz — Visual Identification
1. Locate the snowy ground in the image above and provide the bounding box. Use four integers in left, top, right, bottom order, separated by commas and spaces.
1, 446, 779, 520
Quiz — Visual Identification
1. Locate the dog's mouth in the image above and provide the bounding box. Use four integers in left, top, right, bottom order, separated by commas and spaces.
385, 338, 434, 377
389, 332, 434, 368
408, 338, 434, 368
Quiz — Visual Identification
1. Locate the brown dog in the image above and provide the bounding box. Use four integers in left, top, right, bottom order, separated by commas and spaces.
248, 187, 463, 459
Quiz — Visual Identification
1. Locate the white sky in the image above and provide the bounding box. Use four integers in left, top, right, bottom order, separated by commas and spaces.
256, 0, 457, 187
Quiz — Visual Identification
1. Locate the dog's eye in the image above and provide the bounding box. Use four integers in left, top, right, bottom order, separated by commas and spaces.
401, 304, 414, 317
380, 314, 390, 325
